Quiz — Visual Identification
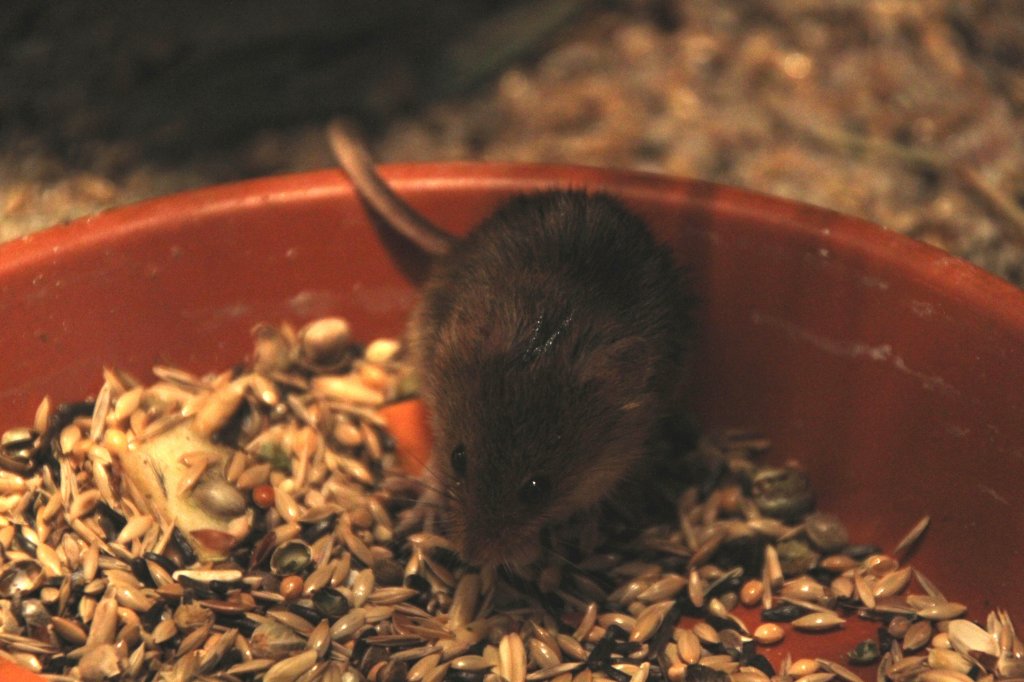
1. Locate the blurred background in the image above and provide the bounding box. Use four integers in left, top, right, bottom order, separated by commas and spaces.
2, 1, 1023, 282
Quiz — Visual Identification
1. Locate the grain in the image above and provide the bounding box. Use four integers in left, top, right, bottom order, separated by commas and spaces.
0, 315, 1015, 682
754, 623, 785, 645
793, 613, 845, 632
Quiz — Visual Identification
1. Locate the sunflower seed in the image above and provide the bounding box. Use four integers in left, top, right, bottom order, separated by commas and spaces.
793, 612, 845, 631
872, 566, 912, 599
408, 653, 443, 682
902, 620, 934, 652
917, 602, 967, 621
265, 649, 319, 682
527, 662, 585, 681
947, 619, 999, 657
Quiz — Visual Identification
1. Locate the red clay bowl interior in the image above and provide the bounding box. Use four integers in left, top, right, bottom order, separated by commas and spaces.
2, 164, 1023, 664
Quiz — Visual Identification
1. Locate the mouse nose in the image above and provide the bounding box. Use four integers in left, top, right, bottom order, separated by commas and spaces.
460, 522, 541, 568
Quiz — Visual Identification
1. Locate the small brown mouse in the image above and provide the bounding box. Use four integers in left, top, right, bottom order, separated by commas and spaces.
327, 122, 689, 567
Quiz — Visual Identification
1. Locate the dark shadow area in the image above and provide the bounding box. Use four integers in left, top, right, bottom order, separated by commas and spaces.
0, 0, 589, 166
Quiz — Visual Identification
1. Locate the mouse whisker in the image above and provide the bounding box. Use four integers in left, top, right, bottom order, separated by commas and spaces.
383, 494, 432, 509
539, 546, 582, 572
384, 464, 459, 506
414, 478, 458, 504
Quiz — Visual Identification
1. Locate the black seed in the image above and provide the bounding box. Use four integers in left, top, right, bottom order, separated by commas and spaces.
16, 529, 37, 554
288, 603, 321, 623
129, 557, 152, 586
176, 576, 214, 599
145, 552, 179, 573
848, 639, 881, 665
138, 601, 165, 630
857, 606, 894, 622
541, 590, 565, 613
648, 664, 668, 682
379, 659, 409, 682
834, 597, 863, 613
38, 401, 95, 483
404, 574, 431, 592
747, 654, 775, 677
761, 603, 807, 622
208, 580, 233, 596
714, 536, 766, 576
216, 611, 251, 631
605, 624, 629, 641
602, 664, 632, 682
312, 587, 350, 619
878, 626, 895, 654
300, 516, 337, 543
447, 671, 486, 682
234, 616, 259, 636
428, 546, 463, 572
649, 602, 686, 658
806, 567, 835, 585
360, 645, 389, 671
684, 663, 730, 682
216, 649, 242, 672
350, 631, 370, 663
172, 527, 197, 566
95, 501, 126, 532
587, 634, 616, 669
377, 428, 396, 452
702, 615, 737, 635
612, 640, 644, 656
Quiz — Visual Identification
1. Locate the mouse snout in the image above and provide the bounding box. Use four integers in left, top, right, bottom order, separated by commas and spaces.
457, 516, 541, 568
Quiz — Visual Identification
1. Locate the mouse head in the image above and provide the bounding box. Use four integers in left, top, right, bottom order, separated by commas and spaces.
423, 319, 658, 568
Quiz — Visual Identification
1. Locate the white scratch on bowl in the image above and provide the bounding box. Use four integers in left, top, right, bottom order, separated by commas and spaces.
860, 275, 890, 290
289, 290, 343, 318
910, 300, 934, 317
180, 303, 251, 321
977, 484, 1009, 506
346, 282, 419, 316
750, 311, 957, 395
945, 424, 970, 438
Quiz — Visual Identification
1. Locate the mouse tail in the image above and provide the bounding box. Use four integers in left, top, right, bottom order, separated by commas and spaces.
327, 119, 455, 257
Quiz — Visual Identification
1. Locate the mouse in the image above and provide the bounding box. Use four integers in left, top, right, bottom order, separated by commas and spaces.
327, 121, 690, 568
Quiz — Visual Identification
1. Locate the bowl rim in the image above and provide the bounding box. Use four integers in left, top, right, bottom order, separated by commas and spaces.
2, 163, 1024, 673
3, 162, 1022, 331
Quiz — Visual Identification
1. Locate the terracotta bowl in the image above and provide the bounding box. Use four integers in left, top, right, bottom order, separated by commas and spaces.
2, 165, 1022, 672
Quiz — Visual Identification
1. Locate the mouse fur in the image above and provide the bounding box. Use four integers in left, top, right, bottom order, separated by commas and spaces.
407, 190, 689, 567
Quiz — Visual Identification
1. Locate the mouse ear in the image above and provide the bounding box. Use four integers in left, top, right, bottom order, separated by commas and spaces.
580, 336, 655, 407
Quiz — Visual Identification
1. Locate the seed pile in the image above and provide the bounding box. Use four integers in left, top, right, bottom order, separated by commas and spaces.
0, 316, 1021, 682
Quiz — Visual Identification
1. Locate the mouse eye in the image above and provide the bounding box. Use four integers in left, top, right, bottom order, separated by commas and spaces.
450, 444, 467, 477
518, 477, 550, 504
